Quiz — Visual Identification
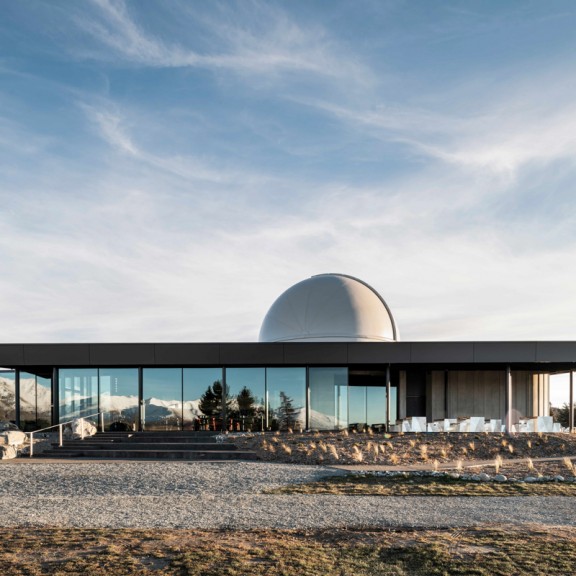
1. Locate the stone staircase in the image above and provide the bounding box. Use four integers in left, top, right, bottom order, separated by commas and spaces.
37, 431, 258, 461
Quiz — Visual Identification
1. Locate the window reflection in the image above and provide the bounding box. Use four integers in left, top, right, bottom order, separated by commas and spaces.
142, 368, 182, 431
183, 368, 223, 430
99, 368, 139, 431
0, 370, 16, 423
59, 369, 98, 422
19, 372, 52, 431
266, 368, 306, 431
225, 368, 265, 432
309, 368, 348, 430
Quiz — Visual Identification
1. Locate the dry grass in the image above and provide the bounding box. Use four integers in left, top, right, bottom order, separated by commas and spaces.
232, 431, 576, 469
270, 474, 576, 497
1, 526, 575, 575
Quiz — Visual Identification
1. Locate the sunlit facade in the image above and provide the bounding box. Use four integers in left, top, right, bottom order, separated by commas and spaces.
0, 274, 574, 432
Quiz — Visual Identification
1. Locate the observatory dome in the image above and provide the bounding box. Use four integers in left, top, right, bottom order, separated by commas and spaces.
259, 274, 399, 343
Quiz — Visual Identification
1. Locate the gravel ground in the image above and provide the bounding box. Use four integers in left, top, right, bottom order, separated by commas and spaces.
1, 461, 575, 529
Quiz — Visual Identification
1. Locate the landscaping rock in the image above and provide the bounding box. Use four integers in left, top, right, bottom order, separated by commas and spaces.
70, 418, 97, 439
0, 445, 17, 459
0, 430, 26, 447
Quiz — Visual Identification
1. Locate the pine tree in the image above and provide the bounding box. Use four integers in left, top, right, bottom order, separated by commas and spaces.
554, 403, 576, 428
237, 386, 256, 417
198, 380, 227, 416
277, 391, 296, 430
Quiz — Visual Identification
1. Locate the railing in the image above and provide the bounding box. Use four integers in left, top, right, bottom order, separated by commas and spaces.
27, 412, 106, 457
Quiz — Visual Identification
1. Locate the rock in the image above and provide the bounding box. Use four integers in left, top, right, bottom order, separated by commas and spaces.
470, 474, 482, 482
0, 430, 26, 447
0, 445, 17, 459
554, 475, 565, 482
494, 474, 507, 482
478, 473, 491, 482
71, 418, 97, 439
524, 476, 538, 483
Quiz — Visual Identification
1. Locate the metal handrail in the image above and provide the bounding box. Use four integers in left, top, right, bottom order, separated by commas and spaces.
27, 411, 106, 457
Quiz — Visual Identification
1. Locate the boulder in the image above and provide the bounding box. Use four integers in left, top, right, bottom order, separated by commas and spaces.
71, 418, 97, 439
0, 430, 26, 447
0, 445, 17, 459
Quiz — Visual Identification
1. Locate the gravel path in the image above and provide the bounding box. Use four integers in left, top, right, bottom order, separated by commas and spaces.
1, 461, 575, 529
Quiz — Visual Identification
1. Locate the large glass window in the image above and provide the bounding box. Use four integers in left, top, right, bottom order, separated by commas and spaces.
142, 368, 182, 431
349, 385, 394, 428
36, 375, 52, 429
225, 368, 265, 432
348, 371, 398, 430
100, 368, 139, 431
19, 372, 52, 431
183, 368, 223, 430
59, 369, 98, 422
266, 368, 306, 431
19, 372, 36, 429
0, 370, 16, 423
309, 368, 348, 430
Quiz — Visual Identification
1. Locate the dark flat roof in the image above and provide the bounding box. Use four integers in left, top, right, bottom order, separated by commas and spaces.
1, 341, 576, 370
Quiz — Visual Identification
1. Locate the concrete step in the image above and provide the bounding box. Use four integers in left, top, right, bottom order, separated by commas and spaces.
76, 437, 221, 444
96, 431, 221, 438
38, 449, 258, 460
35, 430, 257, 460
52, 442, 235, 451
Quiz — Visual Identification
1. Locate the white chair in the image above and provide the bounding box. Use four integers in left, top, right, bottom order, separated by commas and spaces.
537, 416, 553, 433
458, 419, 470, 432
443, 418, 457, 432
469, 417, 484, 433
488, 419, 502, 433
411, 416, 427, 432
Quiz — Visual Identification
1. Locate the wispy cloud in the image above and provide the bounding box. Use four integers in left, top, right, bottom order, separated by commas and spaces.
2, 0, 576, 349
307, 76, 576, 181
73, 0, 372, 85
80, 101, 278, 189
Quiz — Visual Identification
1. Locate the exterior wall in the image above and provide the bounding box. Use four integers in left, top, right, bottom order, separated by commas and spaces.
513, 371, 550, 418
398, 370, 406, 420
428, 371, 446, 422
446, 370, 501, 420
405, 369, 426, 417
447, 370, 505, 419
432, 370, 550, 422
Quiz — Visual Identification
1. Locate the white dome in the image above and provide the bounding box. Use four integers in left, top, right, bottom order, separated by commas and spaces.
259, 274, 399, 343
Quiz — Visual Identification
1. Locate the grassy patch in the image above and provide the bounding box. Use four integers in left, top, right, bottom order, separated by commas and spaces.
0, 526, 575, 575
269, 473, 576, 496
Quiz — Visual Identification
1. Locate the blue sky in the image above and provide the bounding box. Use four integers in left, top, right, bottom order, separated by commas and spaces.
2, 0, 576, 352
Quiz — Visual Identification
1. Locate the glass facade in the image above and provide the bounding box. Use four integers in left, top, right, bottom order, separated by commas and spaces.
19, 372, 52, 431
2, 363, 399, 432
59, 369, 98, 422
99, 368, 139, 431
348, 385, 396, 428
266, 368, 306, 431
226, 368, 265, 431
0, 370, 16, 423
142, 368, 182, 431
309, 367, 348, 429
183, 368, 223, 430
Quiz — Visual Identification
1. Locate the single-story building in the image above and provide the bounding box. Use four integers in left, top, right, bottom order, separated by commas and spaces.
1, 274, 574, 432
